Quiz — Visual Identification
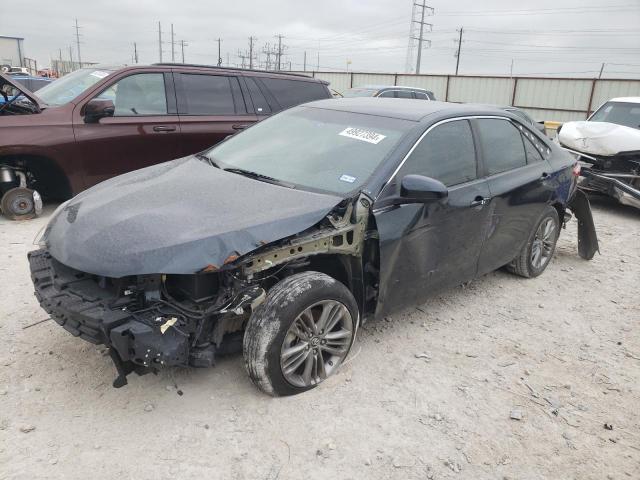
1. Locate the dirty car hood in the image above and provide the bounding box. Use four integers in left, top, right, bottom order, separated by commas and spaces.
558, 121, 640, 156
45, 157, 343, 277
0, 72, 44, 110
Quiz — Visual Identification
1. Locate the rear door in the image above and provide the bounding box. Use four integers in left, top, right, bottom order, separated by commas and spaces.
174, 72, 257, 155
73, 71, 181, 188
373, 118, 492, 315
475, 118, 555, 275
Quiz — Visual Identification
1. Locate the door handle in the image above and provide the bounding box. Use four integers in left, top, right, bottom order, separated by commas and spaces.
153, 125, 176, 132
470, 196, 489, 208
232, 124, 250, 131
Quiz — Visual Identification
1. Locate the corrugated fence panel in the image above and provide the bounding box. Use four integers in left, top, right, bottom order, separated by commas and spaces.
312, 72, 351, 93
515, 79, 592, 112
519, 108, 585, 123
352, 73, 396, 88
591, 80, 640, 112
448, 77, 514, 105
396, 75, 449, 100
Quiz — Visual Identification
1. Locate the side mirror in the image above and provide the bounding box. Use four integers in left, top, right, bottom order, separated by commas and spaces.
84, 99, 115, 123
400, 174, 448, 202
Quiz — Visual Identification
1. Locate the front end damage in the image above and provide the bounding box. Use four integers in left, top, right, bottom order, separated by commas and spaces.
29, 194, 374, 387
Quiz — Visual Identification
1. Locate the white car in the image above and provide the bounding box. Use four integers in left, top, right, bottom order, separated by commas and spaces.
558, 97, 640, 209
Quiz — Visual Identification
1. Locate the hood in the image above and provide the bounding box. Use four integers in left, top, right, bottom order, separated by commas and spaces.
558, 121, 640, 157
45, 156, 343, 277
0, 72, 44, 110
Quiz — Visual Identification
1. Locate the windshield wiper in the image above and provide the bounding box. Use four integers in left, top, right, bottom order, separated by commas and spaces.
194, 152, 220, 168
224, 168, 295, 189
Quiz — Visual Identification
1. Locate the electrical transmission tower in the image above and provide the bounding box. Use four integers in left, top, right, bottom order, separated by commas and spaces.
262, 42, 279, 70
74, 19, 83, 67
405, 1, 433, 73
248, 36, 257, 69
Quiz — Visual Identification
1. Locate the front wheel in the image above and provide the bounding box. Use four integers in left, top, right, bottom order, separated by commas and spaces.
508, 206, 560, 278
243, 271, 358, 396
1, 187, 41, 221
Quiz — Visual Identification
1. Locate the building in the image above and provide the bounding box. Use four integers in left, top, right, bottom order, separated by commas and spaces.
0, 35, 25, 68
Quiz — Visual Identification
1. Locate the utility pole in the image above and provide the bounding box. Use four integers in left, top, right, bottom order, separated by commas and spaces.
598, 62, 606, 79
217, 38, 222, 66
180, 40, 187, 63
248, 36, 257, 69
68, 46, 74, 69
454, 26, 463, 75
413, 1, 433, 74
171, 24, 175, 62
303, 51, 307, 71
158, 21, 163, 62
275, 34, 285, 71
74, 19, 82, 67
132, 42, 139, 64
317, 51, 320, 71
58, 48, 63, 75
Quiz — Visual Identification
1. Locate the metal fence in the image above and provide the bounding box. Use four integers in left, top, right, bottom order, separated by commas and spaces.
295, 71, 640, 122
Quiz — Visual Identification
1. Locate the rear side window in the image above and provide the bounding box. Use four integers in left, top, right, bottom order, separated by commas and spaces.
378, 90, 394, 98
259, 78, 329, 110
180, 74, 236, 115
523, 135, 543, 163
399, 120, 477, 187
414, 92, 430, 100
476, 119, 527, 175
395, 90, 413, 99
245, 77, 271, 114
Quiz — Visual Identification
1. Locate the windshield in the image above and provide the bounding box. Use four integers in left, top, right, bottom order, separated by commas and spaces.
35, 68, 116, 106
343, 88, 377, 98
206, 106, 414, 195
590, 101, 640, 129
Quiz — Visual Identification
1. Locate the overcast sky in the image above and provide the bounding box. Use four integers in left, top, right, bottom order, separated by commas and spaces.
4, 0, 640, 78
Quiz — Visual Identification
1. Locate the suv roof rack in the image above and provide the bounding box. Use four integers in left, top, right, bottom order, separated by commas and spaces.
152, 63, 313, 79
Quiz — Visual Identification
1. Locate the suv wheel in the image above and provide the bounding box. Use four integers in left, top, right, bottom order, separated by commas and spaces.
243, 271, 358, 396
508, 206, 560, 278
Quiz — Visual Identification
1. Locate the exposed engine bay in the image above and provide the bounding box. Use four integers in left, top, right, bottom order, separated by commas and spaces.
29, 194, 377, 387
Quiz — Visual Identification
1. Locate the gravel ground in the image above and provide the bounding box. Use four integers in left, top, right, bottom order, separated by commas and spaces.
0, 197, 638, 480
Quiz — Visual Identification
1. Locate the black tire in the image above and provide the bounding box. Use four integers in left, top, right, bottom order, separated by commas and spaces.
243, 271, 359, 396
1, 187, 37, 221
507, 206, 560, 278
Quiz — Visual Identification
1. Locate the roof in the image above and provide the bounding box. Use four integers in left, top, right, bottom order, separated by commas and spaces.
303, 98, 506, 121
152, 63, 315, 79
351, 85, 432, 92
609, 97, 640, 104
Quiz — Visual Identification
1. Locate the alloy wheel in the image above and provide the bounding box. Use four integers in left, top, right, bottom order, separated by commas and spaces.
530, 217, 556, 269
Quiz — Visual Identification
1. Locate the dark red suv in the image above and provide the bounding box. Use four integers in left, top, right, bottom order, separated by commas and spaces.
0, 64, 331, 219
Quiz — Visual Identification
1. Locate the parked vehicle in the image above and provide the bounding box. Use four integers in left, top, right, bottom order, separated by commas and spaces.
29, 99, 598, 395
9, 74, 53, 92
558, 97, 640, 209
343, 85, 435, 100
0, 65, 331, 219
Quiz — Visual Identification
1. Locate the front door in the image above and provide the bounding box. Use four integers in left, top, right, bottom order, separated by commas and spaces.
373, 118, 492, 317
473, 118, 555, 275
73, 72, 180, 188
174, 73, 258, 156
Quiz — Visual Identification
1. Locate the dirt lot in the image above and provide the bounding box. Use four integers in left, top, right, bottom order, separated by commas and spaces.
0, 197, 638, 480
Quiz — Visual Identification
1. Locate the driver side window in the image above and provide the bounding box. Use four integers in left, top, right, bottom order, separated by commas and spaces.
97, 73, 167, 116
397, 119, 478, 187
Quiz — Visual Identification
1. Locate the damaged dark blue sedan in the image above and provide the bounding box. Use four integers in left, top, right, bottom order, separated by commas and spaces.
29, 98, 598, 396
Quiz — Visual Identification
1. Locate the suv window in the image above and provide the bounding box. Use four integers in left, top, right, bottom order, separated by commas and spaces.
378, 90, 395, 98
101, 73, 167, 116
245, 77, 272, 114
259, 77, 328, 109
414, 92, 430, 100
396, 90, 413, 99
476, 119, 527, 175
523, 134, 543, 163
180, 74, 236, 115
399, 119, 477, 187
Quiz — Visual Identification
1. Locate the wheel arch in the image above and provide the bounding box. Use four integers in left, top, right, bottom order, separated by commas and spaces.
0, 154, 72, 199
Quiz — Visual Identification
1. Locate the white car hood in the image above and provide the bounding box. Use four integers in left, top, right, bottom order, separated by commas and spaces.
558, 121, 640, 156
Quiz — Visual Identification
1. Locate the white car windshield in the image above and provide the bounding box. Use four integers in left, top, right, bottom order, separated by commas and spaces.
206, 106, 415, 195
590, 101, 640, 129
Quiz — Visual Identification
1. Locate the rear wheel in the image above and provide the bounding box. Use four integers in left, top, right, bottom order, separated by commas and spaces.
243, 271, 358, 396
1, 187, 40, 221
508, 206, 560, 278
